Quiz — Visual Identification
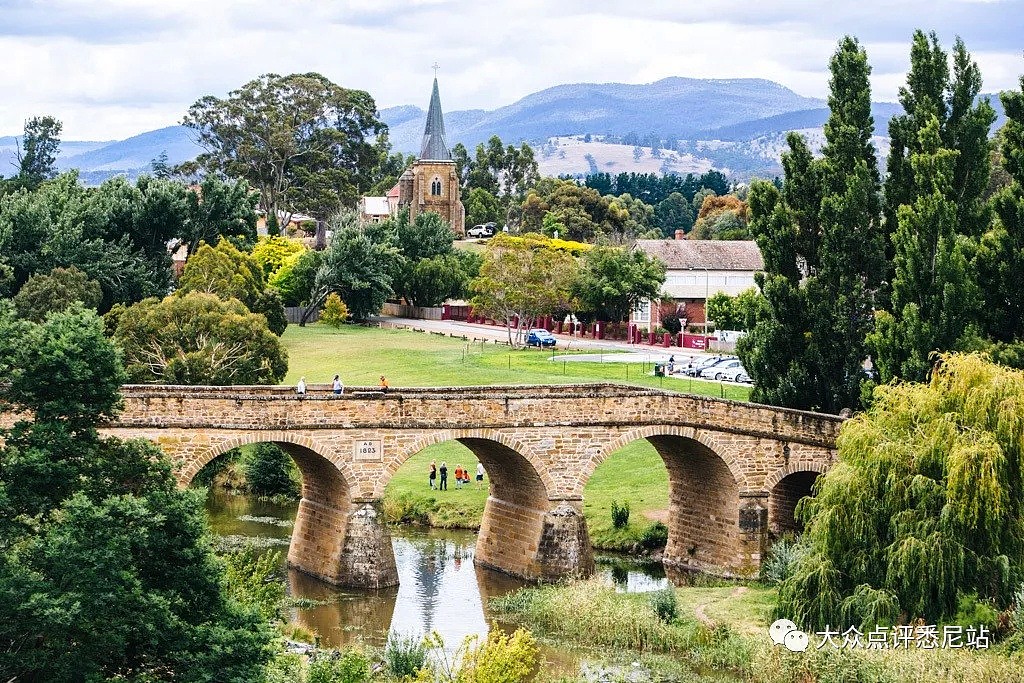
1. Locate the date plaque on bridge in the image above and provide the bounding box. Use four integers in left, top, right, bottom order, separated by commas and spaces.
354, 440, 383, 461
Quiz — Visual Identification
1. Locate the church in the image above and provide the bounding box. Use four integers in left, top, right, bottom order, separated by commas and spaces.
358, 77, 466, 237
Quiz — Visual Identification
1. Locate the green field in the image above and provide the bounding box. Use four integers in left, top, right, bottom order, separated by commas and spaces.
280, 323, 751, 400
279, 323, 739, 550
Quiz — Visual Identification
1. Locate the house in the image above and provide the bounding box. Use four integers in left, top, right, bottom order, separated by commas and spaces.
358, 196, 391, 223
631, 232, 763, 331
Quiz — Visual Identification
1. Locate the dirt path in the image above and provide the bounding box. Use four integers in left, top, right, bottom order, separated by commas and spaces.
643, 509, 668, 524
694, 586, 749, 627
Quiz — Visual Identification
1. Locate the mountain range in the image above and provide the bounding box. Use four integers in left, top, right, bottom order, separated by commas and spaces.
0, 77, 1007, 184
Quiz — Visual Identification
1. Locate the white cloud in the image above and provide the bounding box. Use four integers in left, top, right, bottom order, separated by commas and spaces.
0, 0, 1020, 139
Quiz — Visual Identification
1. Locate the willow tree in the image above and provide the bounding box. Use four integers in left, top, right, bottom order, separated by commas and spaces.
778, 354, 1024, 629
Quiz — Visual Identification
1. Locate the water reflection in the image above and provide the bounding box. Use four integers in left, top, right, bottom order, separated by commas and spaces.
205, 491, 669, 649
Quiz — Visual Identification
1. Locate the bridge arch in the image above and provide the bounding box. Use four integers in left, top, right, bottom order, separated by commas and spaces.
582, 425, 746, 575
384, 429, 590, 580
184, 432, 381, 586
765, 462, 827, 537
180, 431, 359, 494
384, 429, 556, 503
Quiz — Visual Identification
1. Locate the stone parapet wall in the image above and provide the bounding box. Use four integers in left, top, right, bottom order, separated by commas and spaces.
112, 384, 842, 449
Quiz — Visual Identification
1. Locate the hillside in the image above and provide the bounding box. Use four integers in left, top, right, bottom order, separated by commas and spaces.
0, 78, 1008, 184
381, 77, 822, 154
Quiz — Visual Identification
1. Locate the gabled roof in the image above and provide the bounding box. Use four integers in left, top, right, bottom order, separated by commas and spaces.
420, 77, 451, 161
362, 197, 391, 216
387, 183, 401, 198
632, 239, 763, 271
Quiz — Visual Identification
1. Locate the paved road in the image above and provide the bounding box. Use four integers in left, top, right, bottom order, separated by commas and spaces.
372, 317, 724, 362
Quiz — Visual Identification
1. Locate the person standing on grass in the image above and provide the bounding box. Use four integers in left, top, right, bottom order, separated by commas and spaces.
332, 374, 344, 395
439, 461, 448, 491
476, 462, 485, 489
429, 460, 437, 489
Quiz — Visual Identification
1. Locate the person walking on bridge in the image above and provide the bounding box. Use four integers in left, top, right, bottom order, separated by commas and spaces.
296, 377, 306, 396
332, 374, 344, 395
380, 376, 389, 393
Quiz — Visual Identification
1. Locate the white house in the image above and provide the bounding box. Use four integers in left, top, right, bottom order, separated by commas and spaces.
630, 235, 763, 331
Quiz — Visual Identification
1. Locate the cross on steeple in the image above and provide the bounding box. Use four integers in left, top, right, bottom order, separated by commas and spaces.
432, 62, 440, 77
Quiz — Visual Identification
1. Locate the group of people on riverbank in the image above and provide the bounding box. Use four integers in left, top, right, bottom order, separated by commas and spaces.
294, 375, 389, 395
429, 461, 485, 491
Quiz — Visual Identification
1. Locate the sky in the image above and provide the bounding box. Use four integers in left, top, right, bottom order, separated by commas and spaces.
0, 0, 1021, 140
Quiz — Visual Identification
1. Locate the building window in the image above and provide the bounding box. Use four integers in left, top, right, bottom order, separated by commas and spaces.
430, 178, 442, 196
633, 299, 651, 323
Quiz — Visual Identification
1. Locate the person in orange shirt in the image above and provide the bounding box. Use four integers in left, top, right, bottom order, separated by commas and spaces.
454, 465, 464, 489
379, 376, 389, 393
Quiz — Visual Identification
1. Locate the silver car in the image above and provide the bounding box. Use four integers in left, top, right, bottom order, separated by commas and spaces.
699, 359, 742, 380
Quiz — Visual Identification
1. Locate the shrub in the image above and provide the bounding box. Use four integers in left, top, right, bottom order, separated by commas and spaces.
223, 545, 284, 621
385, 632, 428, 679
611, 500, 630, 529
321, 292, 349, 327
650, 588, 678, 623
243, 443, 300, 498
661, 314, 682, 335
307, 648, 370, 683
951, 592, 1000, 631
640, 522, 669, 549
14, 266, 103, 322
456, 626, 538, 683
382, 493, 438, 525
760, 537, 804, 586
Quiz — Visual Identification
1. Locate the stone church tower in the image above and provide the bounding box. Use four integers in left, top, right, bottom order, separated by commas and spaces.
398, 78, 466, 237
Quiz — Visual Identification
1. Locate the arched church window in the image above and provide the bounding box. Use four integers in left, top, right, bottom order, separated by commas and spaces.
430, 177, 442, 196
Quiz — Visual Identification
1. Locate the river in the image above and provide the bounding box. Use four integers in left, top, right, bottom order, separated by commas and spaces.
205, 490, 669, 653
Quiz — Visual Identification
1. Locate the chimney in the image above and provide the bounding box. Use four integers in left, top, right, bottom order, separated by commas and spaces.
674, 229, 684, 240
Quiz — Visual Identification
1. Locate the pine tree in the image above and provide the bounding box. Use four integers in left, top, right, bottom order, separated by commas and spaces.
871, 34, 994, 381
869, 117, 979, 382
977, 73, 1024, 342
739, 37, 883, 412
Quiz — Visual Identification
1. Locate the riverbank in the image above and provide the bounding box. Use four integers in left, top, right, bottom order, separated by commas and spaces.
490, 580, 1024, 683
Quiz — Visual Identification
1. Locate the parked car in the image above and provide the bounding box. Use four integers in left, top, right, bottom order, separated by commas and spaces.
718, 365, 752, 384
699, 359, 743, 380
683, 355, 731, 377
467, 224, 496, 238
525, 328, 556, 347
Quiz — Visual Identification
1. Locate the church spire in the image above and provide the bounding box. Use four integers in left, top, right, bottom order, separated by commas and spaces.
420, 77, 451, 161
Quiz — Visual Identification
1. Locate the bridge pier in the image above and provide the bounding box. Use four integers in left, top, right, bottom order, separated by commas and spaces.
337, 501, 399, 588
476, 497, 594, 581
289, 499, 398, 588
737, 491, 769, 574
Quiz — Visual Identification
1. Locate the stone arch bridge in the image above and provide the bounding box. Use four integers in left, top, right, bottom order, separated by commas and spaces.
101, 384, 843, 588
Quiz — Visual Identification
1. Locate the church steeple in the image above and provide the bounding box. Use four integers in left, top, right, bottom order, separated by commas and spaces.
420, 77, 451, 161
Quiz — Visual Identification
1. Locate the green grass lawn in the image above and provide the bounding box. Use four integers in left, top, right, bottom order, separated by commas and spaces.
280, 323, 744, 551
280, 323, 751, 400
